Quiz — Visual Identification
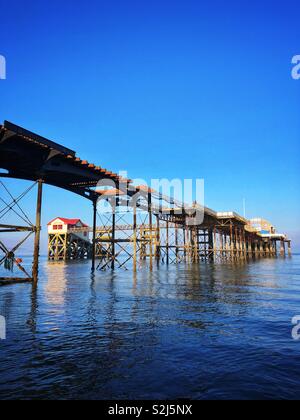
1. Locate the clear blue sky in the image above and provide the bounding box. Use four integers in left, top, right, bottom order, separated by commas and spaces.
0, 0, 299, 253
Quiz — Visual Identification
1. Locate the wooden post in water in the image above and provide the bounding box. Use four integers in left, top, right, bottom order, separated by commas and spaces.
193, 228, 198, 263
280, 240, 285, 257
190, 228, 194, 262
255, 241, 259, 258
111, 206, 116, 270
249, 236, 254, 259
33, 180, 43, 284
175, 224, 179, 263
91, 199, 97, 272
240, 228, 244, 259
213, 228, 217, 262
148, 192, 153, 271
220, 232, 224, 262
237, 228, 240, 259
267, 239, 272, 257
191, 228, 195, 262
208, 229, 214, 262
246, 235, 250, 259
242, 229, 247, 259
230, 223, 234, 261
234, 226, 239, 260
166, 220, 170, 265
272, 241, 275, 256
225, 233, 230, 261
259, 241, 264, 257
156, 216, 160, 265
133, 205, 137, 272
270, 240, 275, 257
183, 225, 187, 261
288, 241, 292, 257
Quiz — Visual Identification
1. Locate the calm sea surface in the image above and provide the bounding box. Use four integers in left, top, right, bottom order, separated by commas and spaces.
0, 255, 300, 400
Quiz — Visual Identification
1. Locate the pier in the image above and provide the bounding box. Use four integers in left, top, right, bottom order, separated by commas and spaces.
47, 211, 289, 270
0, 121, 291, 284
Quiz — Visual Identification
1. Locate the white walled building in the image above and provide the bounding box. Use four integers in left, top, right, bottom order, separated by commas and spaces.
47, 218, 89, 241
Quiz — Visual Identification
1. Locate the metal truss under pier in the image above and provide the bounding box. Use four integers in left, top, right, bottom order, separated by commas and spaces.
65, 208, 291, 271
0, 180, 42, 285
48, 232, 92, 261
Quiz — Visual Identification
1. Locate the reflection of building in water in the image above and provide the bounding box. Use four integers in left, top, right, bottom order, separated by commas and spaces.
45, 264, 67, 307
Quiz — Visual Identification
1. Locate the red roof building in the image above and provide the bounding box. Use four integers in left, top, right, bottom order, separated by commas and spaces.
47, 217, 89, 227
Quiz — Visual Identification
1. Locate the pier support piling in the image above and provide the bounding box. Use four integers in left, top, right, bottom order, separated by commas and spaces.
166, 221, 170, 265
148, 193, 153, 271
111, 207, 116, 270
288, 241, 292, 257
133, 206, 137, 272
280, 240, 286, 257
32, 180, 43, 284
91, 200, 97, 272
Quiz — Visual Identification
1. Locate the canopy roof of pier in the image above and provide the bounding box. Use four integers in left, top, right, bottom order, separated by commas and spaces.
0, 121, 130, 201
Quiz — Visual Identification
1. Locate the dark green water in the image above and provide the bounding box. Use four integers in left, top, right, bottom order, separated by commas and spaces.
0, 256, 300, 400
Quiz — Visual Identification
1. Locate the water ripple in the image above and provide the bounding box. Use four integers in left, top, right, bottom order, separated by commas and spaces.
0, 256, 300, 399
